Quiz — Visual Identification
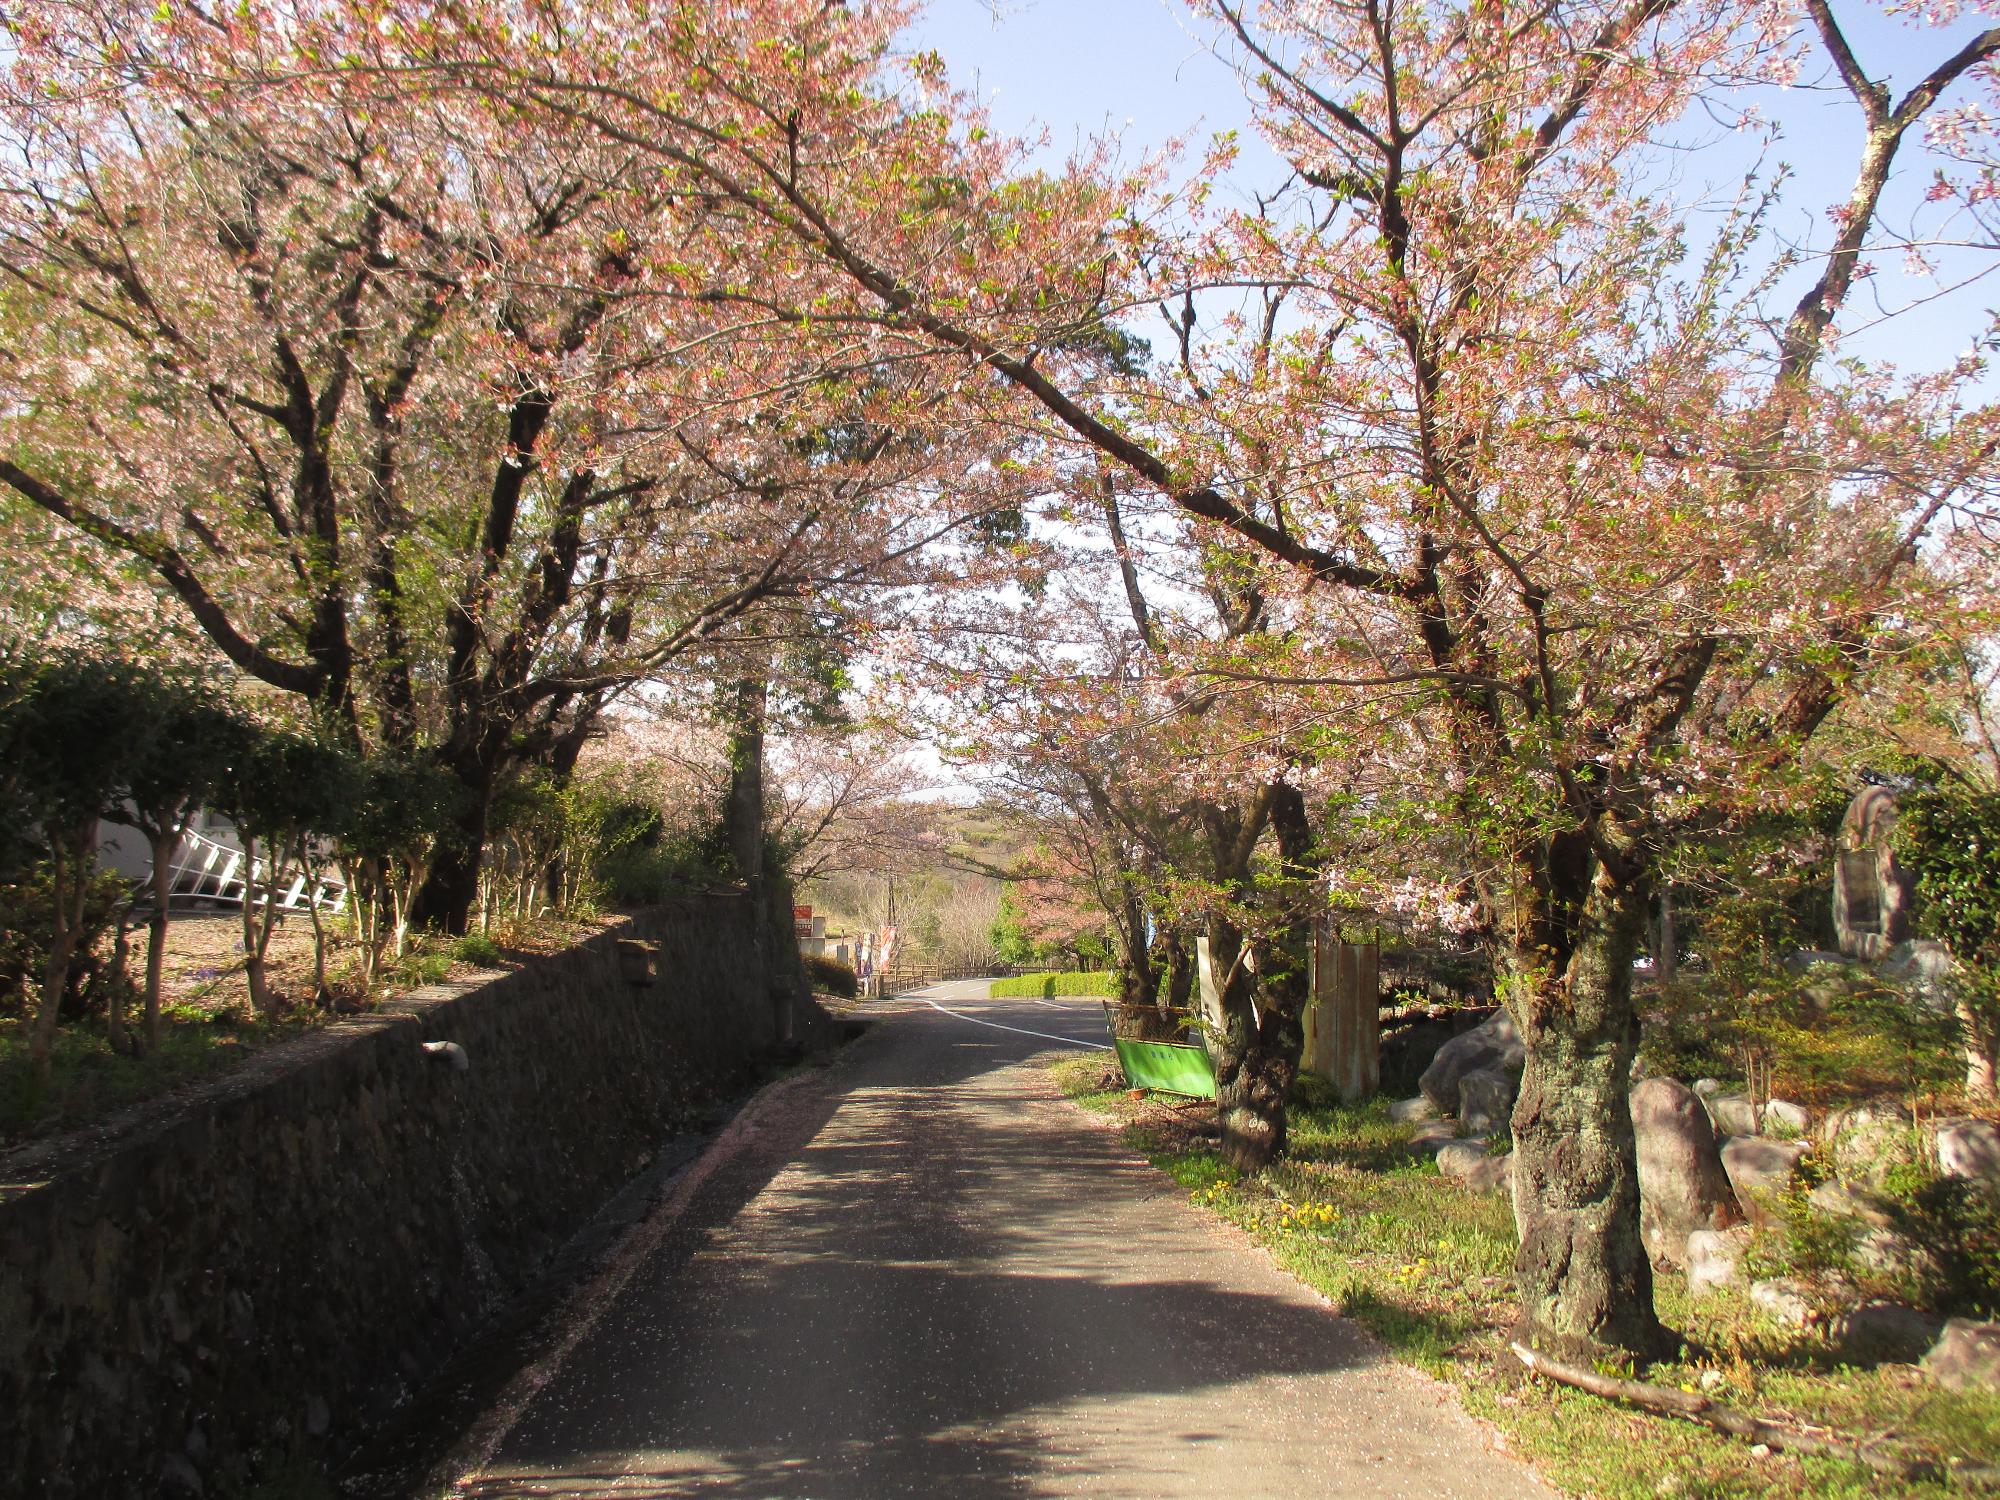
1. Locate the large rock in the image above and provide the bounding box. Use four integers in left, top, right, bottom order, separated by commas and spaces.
1837, 1300, 1944, 1364
1808, 1177, 1895, 1228
1703, 1092, 1759, 1138
1436, 1140, 1494, 1181
1720, 1136, 1809, 1225
1632, 1077, 1743, 1269
1380, 1006, 1496, 1097
1406, 1119, 1460, 1157
1923, 1319, 2000, 1392
1824, 1101, 1922, 1184
1936, 1119, 2000, 1184
1879, 939, 1958, 1016
1388, 1095, 1438, 1124
1686, 1226, 1752, 1297
1749, 1278, 1814, 1328
1458, 1067, 1517, 1136
1764, 1099, 1812, 1137
1418, 1010, 1525, 1115
1464, 1151, 1513, 1194
1786, 950, 1867, 1017
1857, 1224, 1940, 1284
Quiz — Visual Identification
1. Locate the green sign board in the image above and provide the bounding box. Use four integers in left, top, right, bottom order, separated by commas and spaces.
1112, 1037, 1217, 1099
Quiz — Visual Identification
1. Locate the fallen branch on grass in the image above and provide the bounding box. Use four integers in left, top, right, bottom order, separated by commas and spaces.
1509, 1341, 1999, 1488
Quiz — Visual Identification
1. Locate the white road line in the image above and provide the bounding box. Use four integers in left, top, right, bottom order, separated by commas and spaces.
912, 996, 1112, 1050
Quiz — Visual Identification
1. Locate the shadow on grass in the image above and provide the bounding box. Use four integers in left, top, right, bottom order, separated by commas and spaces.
0, 1012, 273, 1149
1334, 1284, 1490, 1368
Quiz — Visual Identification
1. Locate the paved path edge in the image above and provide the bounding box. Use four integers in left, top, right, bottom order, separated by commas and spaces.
1030, 1055, 1551, 1488
423, 1056, 856, 1497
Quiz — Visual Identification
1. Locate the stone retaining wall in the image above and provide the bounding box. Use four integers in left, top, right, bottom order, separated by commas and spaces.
0, 896, 823, 1498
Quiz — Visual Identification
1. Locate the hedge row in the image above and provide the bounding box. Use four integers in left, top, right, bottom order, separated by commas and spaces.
989, 971, 1118, 999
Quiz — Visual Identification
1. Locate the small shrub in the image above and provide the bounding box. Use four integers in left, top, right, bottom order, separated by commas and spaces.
803, 953, 857, 998
451, 932, 504, 968
394, 949, 452, 986
1879, 1164, 2000, 1317
1743, 1170, 1861, 1289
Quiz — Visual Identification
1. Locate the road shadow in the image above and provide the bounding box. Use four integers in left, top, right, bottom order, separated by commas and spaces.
457, 1009, 1380, 1498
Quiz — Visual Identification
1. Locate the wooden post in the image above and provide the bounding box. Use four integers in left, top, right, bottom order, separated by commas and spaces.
1194, 935, 1224, 1051
1307, 926, 1379, 1101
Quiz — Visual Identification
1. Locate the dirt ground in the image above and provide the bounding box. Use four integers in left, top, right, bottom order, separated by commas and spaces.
137, 906, 340, 1014
132, 905, 598, 1016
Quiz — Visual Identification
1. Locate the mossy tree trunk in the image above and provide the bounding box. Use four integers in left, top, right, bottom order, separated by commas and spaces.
1505, 834, 1671, 1362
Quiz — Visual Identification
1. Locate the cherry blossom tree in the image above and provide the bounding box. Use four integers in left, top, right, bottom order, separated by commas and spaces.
0, 1, 1036, 929
378, 0, 2000, 1356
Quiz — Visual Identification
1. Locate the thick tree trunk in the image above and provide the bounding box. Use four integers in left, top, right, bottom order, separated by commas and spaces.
408, 761, 493, 936
1196, 782, 1317, 1171
1163, 929, 1194, 1017
1113, 891, 1162, 1037
723, 673, 804, 1044
1206, 917, 1290, 1167
1510, 862, 1672, 1361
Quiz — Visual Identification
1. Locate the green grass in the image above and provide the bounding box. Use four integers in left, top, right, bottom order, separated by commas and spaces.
450, 931, 505, 968
1044, 1055, 2000, 1497
0, 1006, 317, 1149
990, 970, 1118, 999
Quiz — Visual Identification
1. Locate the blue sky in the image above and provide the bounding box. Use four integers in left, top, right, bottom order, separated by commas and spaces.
905, 0, 2000, 377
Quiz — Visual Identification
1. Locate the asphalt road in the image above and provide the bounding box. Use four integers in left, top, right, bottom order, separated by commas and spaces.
446, 981, 1551, 1499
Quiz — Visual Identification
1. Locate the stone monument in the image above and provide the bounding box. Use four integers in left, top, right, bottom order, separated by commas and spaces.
1832, 785, 1914, 961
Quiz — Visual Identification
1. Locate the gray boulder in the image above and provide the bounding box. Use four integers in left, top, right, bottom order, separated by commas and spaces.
1785, 948, 1853, 976
1808, 1177, 1894, 1228
1824, 1101, 1922, 1184
1692, 1077, 1723, 1097
1787, 951, 1867, 1016
1436, 1140, 1494, 1182
1436, 1140, 1512, 1193
1936, 1119, 2000, 1184
1419, 1010, 1525, 1115
1878, 939, 1958, 1015
1764, 1099, 1812, 1137
1388, 1095, 1439, 1124
1922, 1319, 2000, 1392
1704, 1092, 1760, 1138
1440, 1144, 1504, 1192
1880, 937, 1954, 985
1837, 1300, 1944, 1365
1686, 1226, 1752, 1297
1406, 1119, 1460, 1157
1720, 1136, 1809, 1225
1857, 1225, 1940, 1284
1458, 1067, 1517, 1136
1632, 1077, 1743, 1269
1464, 1151, 1514, 1194
1749, 1278, 1814, 1328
